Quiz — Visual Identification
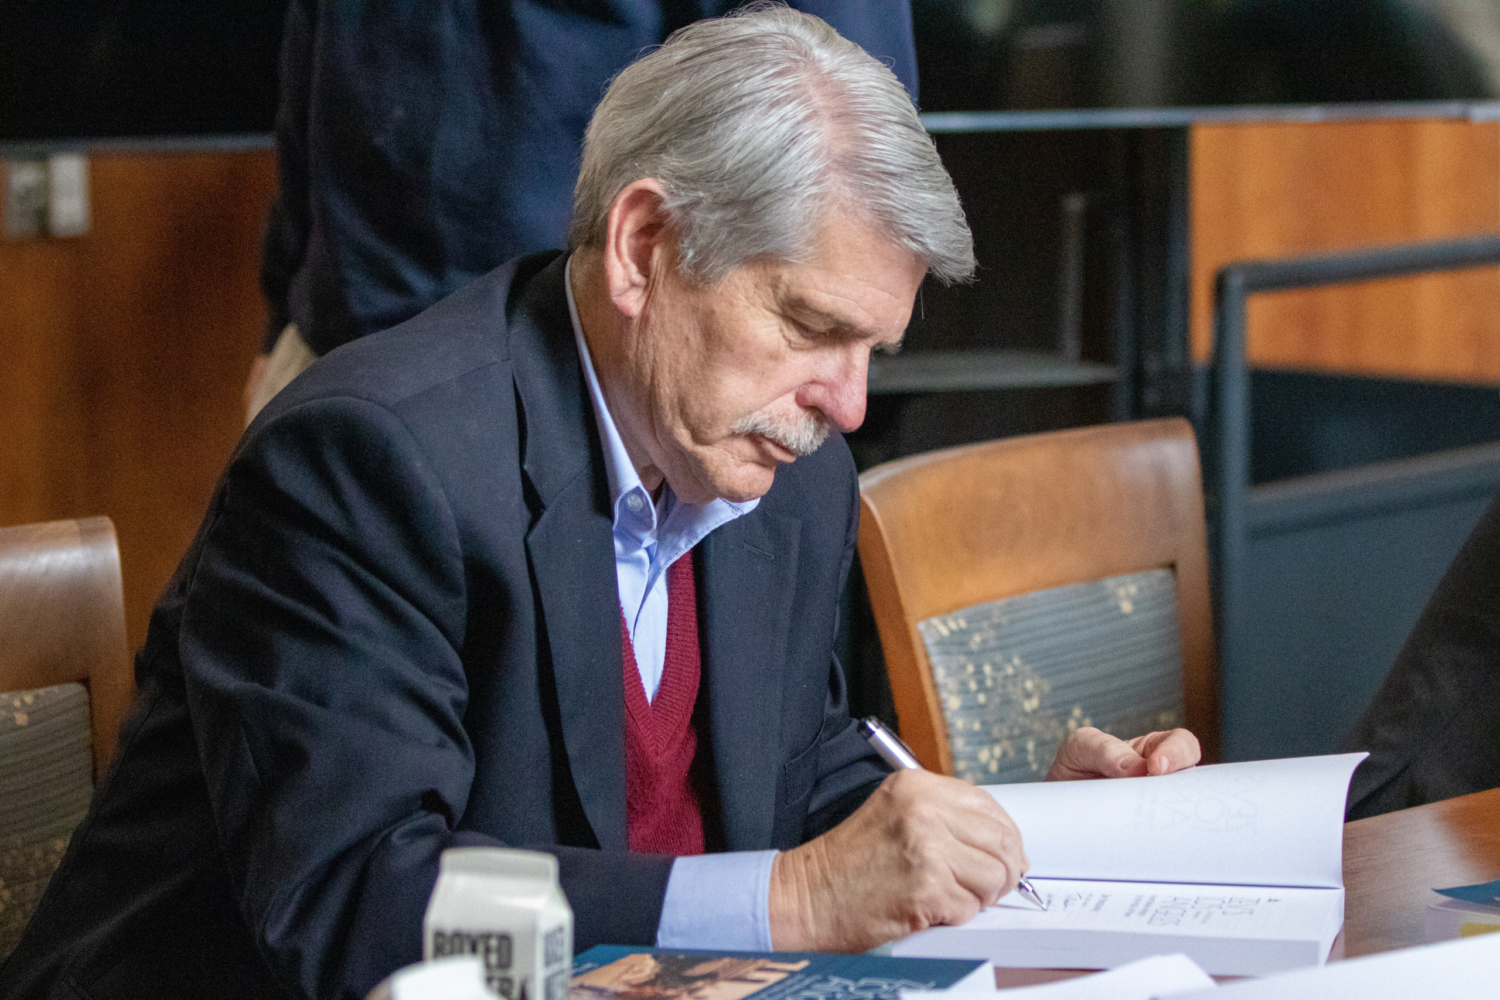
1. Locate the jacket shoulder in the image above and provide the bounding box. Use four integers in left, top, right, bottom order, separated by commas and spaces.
259, 251, 563, 420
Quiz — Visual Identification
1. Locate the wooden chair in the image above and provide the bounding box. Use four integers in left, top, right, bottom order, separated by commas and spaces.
0, 517, 133, 957
0, 516, 133, 777
857, 418, 1218, 782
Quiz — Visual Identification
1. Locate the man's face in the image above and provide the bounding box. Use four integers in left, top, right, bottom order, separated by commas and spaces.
623, 213, 926, 504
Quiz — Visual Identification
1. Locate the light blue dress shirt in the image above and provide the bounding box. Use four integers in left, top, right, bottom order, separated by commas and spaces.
565, 260, 779, 951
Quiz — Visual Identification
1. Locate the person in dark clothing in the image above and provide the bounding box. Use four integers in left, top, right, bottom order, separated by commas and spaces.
245, 0, 920, 418
1343, 490, 1500, 819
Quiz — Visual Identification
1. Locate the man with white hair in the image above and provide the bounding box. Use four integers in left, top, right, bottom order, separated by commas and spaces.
0, 9, 1198, 1000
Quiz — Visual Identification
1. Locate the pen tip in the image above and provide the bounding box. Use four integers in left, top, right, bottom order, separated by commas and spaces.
1019, 879, 1047, 911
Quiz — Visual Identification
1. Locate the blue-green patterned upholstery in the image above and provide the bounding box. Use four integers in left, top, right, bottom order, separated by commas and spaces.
917, 569, 1183, 785
0, 682, 92, 960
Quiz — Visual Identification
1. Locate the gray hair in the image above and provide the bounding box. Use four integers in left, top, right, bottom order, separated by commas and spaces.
568, 4, 974, 285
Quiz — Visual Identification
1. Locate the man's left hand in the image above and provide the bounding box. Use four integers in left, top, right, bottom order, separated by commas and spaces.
1045, 726, 1200, 781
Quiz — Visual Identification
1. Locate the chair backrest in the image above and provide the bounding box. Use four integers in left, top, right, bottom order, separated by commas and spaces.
857, 418, 1218, 780
0, 516, 132, 779
0, 517, 132, 958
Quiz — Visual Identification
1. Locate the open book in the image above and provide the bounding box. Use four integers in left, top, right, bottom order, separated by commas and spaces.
892, 753, 1367, 977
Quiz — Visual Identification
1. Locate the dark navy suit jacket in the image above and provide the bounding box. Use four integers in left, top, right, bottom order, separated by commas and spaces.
262, 0, 918, 356
0, 254, 886, 1000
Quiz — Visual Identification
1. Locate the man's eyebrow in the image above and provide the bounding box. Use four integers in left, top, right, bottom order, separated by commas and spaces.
787, 301, 881, 340
789, 303, 852, 329
788, 300, 904, 354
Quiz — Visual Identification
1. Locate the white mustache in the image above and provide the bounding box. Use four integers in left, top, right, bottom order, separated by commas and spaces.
731, 409, 831, 457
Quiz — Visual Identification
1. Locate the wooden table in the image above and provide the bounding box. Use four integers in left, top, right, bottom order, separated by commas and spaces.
994, 786, 1500, 988
1339, 785, 1500, 958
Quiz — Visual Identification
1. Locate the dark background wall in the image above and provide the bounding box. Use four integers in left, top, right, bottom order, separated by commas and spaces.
0, 1, 288, 141
4, 1, 1500, 142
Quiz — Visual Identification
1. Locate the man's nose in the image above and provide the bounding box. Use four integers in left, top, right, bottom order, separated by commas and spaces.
797, 350, 868, 433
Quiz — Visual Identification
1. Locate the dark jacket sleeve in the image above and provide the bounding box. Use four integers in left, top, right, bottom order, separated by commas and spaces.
259, 0, 314, 354
180, 396, 668, 1000
1342, 490, 1500, 819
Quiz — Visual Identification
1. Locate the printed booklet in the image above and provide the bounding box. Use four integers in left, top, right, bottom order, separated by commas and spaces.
571, 946, 991, 1000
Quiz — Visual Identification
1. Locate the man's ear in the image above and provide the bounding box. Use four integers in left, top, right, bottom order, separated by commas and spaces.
602, 178, 673, 319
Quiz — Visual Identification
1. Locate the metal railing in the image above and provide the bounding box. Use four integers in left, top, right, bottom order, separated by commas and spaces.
1211, 232, 1500, 751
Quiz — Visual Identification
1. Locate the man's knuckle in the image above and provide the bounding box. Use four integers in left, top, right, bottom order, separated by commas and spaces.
924, 852, 958, 888
911, 839, 946, 874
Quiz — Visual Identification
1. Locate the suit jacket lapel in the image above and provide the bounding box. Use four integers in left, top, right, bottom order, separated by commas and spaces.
699, 507, 801, 850
512, 255, 628, 852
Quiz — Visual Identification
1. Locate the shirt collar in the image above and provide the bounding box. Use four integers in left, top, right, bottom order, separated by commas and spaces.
564, 255, 759, 548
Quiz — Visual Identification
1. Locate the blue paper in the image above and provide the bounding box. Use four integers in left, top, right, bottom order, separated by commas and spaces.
1435, 877, 1500, 905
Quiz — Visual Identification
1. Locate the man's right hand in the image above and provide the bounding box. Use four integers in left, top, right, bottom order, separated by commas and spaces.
767, 769, 1027, 952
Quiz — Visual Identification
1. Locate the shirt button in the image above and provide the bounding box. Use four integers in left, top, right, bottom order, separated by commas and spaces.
626, 493, 645, 512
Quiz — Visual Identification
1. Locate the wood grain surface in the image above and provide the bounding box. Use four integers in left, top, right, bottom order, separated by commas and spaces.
1191, 119, 1500, 382
0, 149, 276, 653
1341, 785, 1500, 958
0, 517, 132, 776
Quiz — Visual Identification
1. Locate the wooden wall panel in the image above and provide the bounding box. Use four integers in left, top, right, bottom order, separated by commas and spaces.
1190, 120, 1500, 383
0, 149, 276, 653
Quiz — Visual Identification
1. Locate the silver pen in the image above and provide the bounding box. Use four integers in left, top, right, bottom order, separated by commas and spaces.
858, 716, 1049, 912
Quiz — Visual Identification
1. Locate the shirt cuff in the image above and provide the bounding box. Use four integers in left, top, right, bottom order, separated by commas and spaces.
655, 850, 778, 951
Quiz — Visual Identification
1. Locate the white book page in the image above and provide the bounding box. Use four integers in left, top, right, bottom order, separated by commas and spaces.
966, 879, 1343, 942
984, 754, 1366, 888
899, 953, 1215, 1000
1171, 931, 1500, 999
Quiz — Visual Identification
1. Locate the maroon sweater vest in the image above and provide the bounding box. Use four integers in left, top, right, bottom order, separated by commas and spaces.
621, 553, 706, 856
